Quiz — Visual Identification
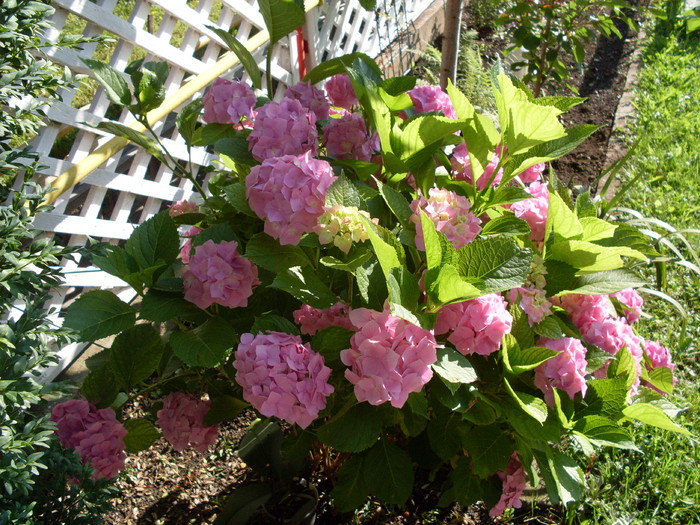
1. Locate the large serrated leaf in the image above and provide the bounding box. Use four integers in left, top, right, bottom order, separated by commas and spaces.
206, 26, 262, 89
622, 403, 692, 436
432, 347, 478, 385
94, 122, 165, 162
258, 0, 305, 46
556, 269, 647, 296
81, 58, 131, 106
461, 424, 515, 478
317, 403, 382, 452
245, 233, 310, 272
110, 324, 163, 389
535, 449, 584, 505
572, 416, 640, 451
64, 290, 136, 342
325, 173, 362, 208
270, 266, 337, 309
123, 418, 160, 453
363, 439, 414, 505
169, 317, 234, 367
139, 290, 202, 322
331, 455, 370, 512
125, 211, 179, 270
457, 237, 532, 293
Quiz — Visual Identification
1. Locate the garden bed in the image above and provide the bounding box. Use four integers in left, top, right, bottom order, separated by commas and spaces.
97, 12, 644, 525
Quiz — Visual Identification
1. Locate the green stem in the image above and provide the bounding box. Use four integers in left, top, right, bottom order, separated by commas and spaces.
266, 51, 274, 99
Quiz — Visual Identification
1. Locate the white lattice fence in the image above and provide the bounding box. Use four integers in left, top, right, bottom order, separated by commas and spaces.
16, 0, 437, 381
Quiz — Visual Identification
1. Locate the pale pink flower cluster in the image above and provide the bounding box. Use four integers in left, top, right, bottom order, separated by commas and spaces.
246, 152, 336, 245
323, 113, 378, 162
556, 293, 615, 329
410, 188, 481, 250
517, 162, 546, 184
434, 294, 512, 356
450, 143, 504, 189
644, 340, 675, 372
505, 181, 549, 241
168, 200, 198, 217
247, 98, 318, 161
324, 74, 358, 109
408, 85, 457, 118
315, 205, 376, 253
179, 226, 201, 264
508, 286, 552, 326
183, 240, 260, 309
293, 302, 354, 335
284, 80, 331, 121
489, 453, 527, 517
203, 78, 256, 125
51, 399, 127, 480
156, 392, 219, 452
341, 308, 439, 408
534, 337, 588, 405
611, 288, 644, 323
234, 331, 334, 428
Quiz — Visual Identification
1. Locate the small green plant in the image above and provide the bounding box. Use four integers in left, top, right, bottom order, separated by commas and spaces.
496, 0, 637, 96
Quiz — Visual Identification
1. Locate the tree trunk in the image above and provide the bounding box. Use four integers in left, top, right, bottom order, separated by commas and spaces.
440, 0, 463, 89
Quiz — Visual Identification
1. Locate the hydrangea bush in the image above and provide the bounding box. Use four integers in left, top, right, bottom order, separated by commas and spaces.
58, 44, 691, 519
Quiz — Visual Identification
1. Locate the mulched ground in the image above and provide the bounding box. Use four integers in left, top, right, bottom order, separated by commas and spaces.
103, 12, 641, 525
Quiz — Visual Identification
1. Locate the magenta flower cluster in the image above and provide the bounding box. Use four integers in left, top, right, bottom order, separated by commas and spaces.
340, 308, 439, 408
323, 113, 378, 162
234, 331, 334, 428
435, 294, 513, 356
157, 392, 219, 452
202, 78, 256, 125
324, 74, 358, 108
489, 453, 527, 517
51, 399, 127, 480
246, 152, 336, 245
506, 181, 549, 241
450, 142, 504, 189
284, 80, 331, 121
408, 85, 457, 118
410, 188, 482, 250
247, 98, 318, 161
293, 302, 354, 335
168, 199, 198, 217
183, 240, 260, 309
534, 337, 589, 405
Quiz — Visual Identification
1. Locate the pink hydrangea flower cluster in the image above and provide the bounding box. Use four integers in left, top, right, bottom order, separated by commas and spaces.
516, 162, 546, 184
410, 188, 482, 250
408, 85, 457, 118
534, 337, 589, 405
179, 226, 201, 264
234, 331, 334, 428
284, 80, 331, 121
323, 113, 378, 162
168, 200, 198, 217
246, 152, 336, 245
51, 399, 127, 480
340, 308, 439, 408
505, 181, 549, 241
611, 288, 644, 323
202, 78, 256, 125
247, 98, 318, 161
434, 294, 512, 356
555, 293, 615, 329
324, 74, 358, 109
293, 301, 354, 335
315, 205, 376, 253
183, 240, 260, 309
489, 453, 527, 517
450, 142, 504, 189
156, 392, 219, 452
644, 340, 675, 372
508, 286, 552, 326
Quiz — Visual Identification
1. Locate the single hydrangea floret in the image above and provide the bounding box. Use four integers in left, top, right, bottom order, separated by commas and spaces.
489, 453, 528, 517
410, 188, 481, 250
157, 392, 219, 452
183, 240, 260, 309
508, 286, 552, 326
234, 331, 334, 428
247, 98, 318, 161
246, 152, 336, 245
341, 308, 439, 408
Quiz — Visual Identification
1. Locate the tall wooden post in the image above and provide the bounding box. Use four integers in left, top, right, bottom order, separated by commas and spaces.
440, 0, 463, 89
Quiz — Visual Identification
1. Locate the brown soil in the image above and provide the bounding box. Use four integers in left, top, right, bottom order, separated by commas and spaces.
104, 14, 640, 525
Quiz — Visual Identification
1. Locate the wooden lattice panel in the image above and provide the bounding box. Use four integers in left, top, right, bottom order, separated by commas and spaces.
17, 0, 437, 380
